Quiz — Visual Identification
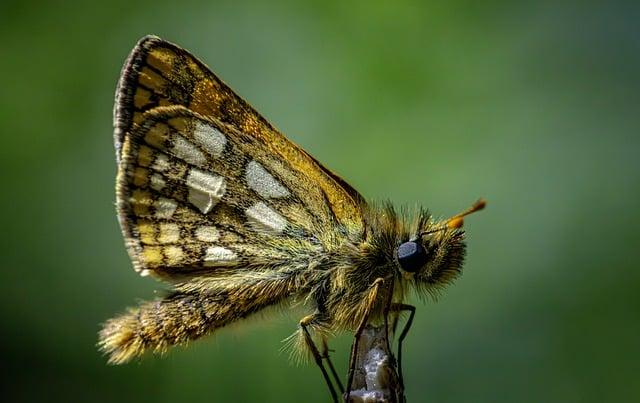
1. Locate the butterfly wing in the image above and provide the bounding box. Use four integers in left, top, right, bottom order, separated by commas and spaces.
114, 36, 365, 278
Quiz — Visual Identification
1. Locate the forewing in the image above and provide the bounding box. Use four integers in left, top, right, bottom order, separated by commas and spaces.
114, 35, 364, 237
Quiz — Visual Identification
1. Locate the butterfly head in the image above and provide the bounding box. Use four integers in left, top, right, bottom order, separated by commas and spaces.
395, 199, 485, 289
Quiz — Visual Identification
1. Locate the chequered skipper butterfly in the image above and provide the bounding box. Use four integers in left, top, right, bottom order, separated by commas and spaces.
99, 36, 485, 401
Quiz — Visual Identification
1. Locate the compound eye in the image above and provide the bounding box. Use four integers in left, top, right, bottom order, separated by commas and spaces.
396, 241, 428, 273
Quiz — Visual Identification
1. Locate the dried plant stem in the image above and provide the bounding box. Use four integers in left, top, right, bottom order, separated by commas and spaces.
344, 324, 405, 403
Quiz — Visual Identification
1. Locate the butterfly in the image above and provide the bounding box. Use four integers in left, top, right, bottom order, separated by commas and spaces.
99, 35, 485, 401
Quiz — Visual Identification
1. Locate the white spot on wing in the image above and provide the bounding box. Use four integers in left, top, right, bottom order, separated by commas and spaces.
193, 122, 226, 157
173, 136, 206, 166
245, 160, 290, 198
186, 168, 226, 214
195, 226, 220, 242
158, 223, 180, 244
203, 246, 237, 266
164, 246, 184, 265
246, 202, 287, 233
155, 197, 178, 218
150, 173, 165, 191
152, 154, 170, 172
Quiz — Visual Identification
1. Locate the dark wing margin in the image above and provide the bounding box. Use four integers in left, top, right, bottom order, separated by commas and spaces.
113, 35, 151, 163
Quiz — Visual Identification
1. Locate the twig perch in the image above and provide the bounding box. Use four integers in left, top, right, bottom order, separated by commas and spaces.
345, 324, 405, 403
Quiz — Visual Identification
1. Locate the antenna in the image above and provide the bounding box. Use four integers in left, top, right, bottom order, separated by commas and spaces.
419, 198, 486, 237
446, 198, 486, 229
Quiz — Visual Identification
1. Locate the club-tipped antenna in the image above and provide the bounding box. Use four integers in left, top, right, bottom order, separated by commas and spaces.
446, 198, 486, 229
420, 198, 486, 237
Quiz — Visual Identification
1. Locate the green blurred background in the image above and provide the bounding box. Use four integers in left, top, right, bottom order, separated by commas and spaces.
2, 0, 638, 402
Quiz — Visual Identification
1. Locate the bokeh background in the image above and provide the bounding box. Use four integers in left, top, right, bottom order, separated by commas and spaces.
2, 0, 638, 402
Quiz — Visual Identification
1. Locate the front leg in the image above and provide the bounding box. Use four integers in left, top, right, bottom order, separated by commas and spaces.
299, 313, 339, 403
321, 338, 345, 393
390, 303, 416, 391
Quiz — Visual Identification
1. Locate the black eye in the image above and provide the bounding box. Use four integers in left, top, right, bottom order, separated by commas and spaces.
396, 241, 428, 273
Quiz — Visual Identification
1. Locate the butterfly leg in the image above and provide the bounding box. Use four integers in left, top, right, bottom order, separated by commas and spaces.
299, 315, 339, 403
321, 338, 345, 393
345, 277, 385, 398
390, 303, 416, 391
